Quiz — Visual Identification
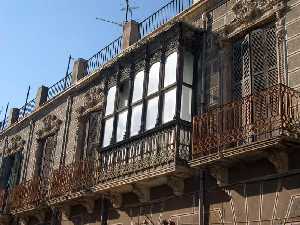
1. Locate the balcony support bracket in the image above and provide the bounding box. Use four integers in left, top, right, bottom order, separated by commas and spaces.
109, 193, 123, 209
77, 198, 95, 214
210, 166, 229, 186
167, 177, 184, 196
267, 150, 289, 173
132, 185, 150, 203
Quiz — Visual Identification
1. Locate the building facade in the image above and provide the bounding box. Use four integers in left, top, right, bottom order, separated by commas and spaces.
1, 1, 300, 225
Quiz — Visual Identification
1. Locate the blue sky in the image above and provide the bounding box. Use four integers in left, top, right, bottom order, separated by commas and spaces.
0, 0, 170, 118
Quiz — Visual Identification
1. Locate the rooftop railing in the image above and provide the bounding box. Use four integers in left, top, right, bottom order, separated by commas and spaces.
18, 99, 36, 121
139, 0, 193, 38
47, 72, 73, 101
192, 84, 300, 159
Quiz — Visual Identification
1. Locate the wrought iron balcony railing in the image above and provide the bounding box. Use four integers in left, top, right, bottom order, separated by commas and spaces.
192, 84, 300, 159
10, 177, 46, 212
48, 161, 94, 199
46, 122, 191, 203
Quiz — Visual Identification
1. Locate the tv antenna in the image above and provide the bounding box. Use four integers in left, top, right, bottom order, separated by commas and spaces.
96, 0, 139, 27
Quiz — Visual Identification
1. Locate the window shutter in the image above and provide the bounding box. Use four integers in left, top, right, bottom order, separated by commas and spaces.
242, 34, 252, 97
264, 24, 277, 87
8, 152, 23, 189
0, 157, 14, 188
84, 112, 101, 160
232, 40, 243, 100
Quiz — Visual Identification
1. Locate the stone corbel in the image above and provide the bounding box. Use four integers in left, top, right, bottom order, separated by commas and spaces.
267, 150, 288, 173
59, 205, 71, 219
77, 199, 95, 214
132, 185, 150, 203
34, 211, 46, 224
210, 166, 229, 186
5, 135, 25, 156
109, 193, 123, 209
167, 177, 184, 196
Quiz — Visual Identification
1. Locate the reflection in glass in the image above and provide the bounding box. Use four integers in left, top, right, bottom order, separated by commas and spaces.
130, 104, 142, 136
118, 80, 130, 109
163, 88, 177, 123
103, 118, 114, 147
164, 52, 178, 87
183, 52, 194, 85
117, 110, 128, 142
181, 86, 192, 121
148, 62, 160, 95
146, 97, 159, 130
105, 86, 116, 116
132, 71, 144, 103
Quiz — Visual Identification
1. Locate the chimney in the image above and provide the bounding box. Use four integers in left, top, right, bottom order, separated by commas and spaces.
122, 20, 141, 49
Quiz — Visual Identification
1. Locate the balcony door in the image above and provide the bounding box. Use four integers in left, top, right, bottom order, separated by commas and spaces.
232, 23, 277, 100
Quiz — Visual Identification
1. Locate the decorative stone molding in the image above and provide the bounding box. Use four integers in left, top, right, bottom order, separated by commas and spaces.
76, 85, 105, 118
4, 135, 25, 156
36, 115, 62, 140
167, 177, 184, 196
210, 166, 229, 186
225, 0, 284, 36
110, 193, 122, 209
132, 185, 150, 203
267, 151, 288, 173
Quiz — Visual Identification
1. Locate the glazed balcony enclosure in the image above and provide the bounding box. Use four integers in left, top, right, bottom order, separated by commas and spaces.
8, 22, 202, 214
192, 84, 300, 165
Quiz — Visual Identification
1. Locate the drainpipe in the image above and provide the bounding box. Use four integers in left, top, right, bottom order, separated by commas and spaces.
199, 169, 205, 225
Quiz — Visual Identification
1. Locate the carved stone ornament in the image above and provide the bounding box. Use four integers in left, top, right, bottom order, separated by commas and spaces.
232, 0, 278, 24
76, 86, 105, 118
225, 0, 281, 36
5, 135, 26, 156
36, 115, 62, 140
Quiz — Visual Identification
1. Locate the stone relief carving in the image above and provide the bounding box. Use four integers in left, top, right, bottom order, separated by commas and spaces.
36, 115, 62, 140
225, 0, 282, 36
232, 0, 278, 24
76, 85, 105, 118
5, 135, 25, 156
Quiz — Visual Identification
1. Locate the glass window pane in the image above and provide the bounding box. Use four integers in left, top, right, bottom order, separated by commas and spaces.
103, 117, 114, 147
118, 80, 130, 109
163, 88, 176, 123
164, 52, 178, 87
117, 110, 128, 142
148, 62, 160, 95
181, 86, 192, 122
146, 97, 159, 130
132, 71, 144, 103
105, 86, 116, 116
183, 52, 194, 85
130, 104, 142, 136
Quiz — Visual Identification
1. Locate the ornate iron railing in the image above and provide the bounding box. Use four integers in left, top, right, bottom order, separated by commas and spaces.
139, 0, 193, 38
86, 36, 123, 75
10, 177, 46, 211
18, 99, 36, 121
95, 122, 191, 183
48, 161, 94, 199
192, 84, 300, 158
48, 72, 73, 101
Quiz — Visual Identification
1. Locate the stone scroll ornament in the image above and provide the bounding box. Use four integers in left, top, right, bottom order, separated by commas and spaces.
36, 114, 62, 140
225, 0, 280, 35
4, 135, 26, 156
76, 85, 105, 118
